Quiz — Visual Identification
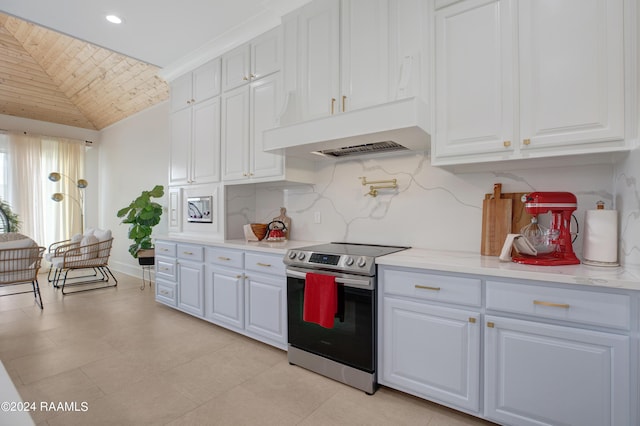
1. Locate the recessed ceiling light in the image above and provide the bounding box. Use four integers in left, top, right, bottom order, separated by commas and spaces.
105, 15, 122, 24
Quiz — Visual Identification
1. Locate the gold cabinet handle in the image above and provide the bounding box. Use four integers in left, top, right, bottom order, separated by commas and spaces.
487, 322, 495, 328
469, 317, 476, 324
533, 300, 570, 309
503, 140, 511, 148
236, 275, 243, 279
415, 285, 441, 291
342, 95, 346, 112
160, 289, 169, 296
183, 251, 193, 255
523, 138, 531, 146
257, 262, 271, 267
160, 248, 168, 252
250, 73, 256, 79
242, 75, 249, 81
331, 98, 336, 115
218, 256, 231, 261
160, 267, 169, 271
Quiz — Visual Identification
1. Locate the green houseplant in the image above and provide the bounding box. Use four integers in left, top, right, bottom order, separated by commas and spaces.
117, 185, 164, 264
0, 198, 20, 233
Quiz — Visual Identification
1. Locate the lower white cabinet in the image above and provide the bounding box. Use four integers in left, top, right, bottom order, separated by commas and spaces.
154, 241, 287, 350
381, 298, 480, 412
245, 270, 286, 345
379, 267, 481, 413
379, 266, 636, 425
177, 259, 205, 317
206, 265, 244, 329
484, 315, 630, 426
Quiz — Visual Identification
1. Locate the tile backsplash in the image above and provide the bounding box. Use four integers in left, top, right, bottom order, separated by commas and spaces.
226, 151, 638, 267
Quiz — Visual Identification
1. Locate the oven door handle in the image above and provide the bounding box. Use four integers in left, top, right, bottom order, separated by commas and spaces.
286, 268, 374, 290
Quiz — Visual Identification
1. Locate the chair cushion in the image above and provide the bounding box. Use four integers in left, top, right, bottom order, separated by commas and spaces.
0, 233, 36, 249
71, 233, 83, 243
93, 229, 112, 242
80, 235, 99, 260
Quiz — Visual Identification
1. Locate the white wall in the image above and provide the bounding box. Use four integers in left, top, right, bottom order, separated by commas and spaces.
98, 102, 171, 277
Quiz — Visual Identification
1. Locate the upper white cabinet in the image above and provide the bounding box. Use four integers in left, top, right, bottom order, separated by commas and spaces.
432, 0, 629, 166
169, 57, 222, 186
170, 58, 222, 112
222, 27, 282, 92
221, 72, 313, 184
296, 0, 391, 120
221, 74, 285, 182
169, 96, 221, 185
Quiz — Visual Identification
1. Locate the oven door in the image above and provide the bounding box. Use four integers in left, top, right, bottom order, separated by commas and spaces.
286, 267, 376, 373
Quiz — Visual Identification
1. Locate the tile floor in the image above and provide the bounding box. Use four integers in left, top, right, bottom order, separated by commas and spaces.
0, 271, 497, 425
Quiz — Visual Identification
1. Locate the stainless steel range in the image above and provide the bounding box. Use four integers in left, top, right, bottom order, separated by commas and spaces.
284, 242, 409, 394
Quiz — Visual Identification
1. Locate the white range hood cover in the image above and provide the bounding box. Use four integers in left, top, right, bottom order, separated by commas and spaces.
263, 97, 430, 160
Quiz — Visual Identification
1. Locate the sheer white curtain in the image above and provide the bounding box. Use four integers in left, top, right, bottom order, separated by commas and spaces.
7, 132, 85, 247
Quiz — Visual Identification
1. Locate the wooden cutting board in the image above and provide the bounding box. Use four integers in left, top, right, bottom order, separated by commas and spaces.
481, 183, 513, 256
501, 192, 532, 235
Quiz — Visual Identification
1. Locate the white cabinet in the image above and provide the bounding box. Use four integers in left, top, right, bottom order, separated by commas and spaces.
177, 260, 205, 316
176, 244, 205, 316
382, 298, 480, 413
484, 316, 630, 426
222, 27, 281, 92
432, 0, 628, 166
379, 267, 481, 413
484, 280, 631, 426
221, 85, 250, 181
169, 57, 222, 186
244, 252, 287, 346
221, 72, 311, 184
155, 241, 178, 306
170, 97, 221, 185
204, 246, 287, 349
296, 0, 390, 120
171, 58, 222, 112
206, 265, 244, 329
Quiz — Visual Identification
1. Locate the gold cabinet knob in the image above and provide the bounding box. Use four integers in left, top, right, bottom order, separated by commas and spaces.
523, 138, 531, 146
242, 75, 249, 81
503, 141, 511, 148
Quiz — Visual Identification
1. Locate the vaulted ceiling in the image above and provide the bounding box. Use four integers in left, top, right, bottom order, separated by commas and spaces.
0, 13, 169, 130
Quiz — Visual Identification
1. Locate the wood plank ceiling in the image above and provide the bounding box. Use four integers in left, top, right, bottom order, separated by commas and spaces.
0, 13, 169, 130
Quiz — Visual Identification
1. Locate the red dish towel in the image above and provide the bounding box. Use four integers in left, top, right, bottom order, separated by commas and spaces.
303, 272, 337, 328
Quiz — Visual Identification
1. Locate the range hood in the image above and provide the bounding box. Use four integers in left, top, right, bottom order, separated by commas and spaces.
263, 97, 430, 160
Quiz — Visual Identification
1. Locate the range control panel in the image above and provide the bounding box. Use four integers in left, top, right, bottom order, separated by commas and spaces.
284, 249, 373, 276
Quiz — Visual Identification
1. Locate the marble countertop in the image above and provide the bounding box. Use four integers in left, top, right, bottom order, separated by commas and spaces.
156, 235, 319, 255
155, 235, 640, 291
376, 248, 640, 291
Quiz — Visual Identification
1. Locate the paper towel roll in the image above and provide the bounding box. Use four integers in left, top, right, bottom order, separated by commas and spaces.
583, 209, 618, 265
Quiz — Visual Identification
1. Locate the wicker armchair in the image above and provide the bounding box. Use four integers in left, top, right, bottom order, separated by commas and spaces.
0, 241, 46, 309
49, 234, 117, 294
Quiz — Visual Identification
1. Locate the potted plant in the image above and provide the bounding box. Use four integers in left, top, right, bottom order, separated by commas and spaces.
117, 185, 164, 265
0, 198, 20, 233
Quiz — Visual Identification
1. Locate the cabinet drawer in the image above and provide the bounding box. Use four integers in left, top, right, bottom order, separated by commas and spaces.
155, 241, 176, 257
486, 281, 631, 330
206, 246, 244, 268
156, 256, 177, 281
245, 252, 285, 276
177, 244, 204, 262
156, 279, 177, 306
382, 268, 481, 307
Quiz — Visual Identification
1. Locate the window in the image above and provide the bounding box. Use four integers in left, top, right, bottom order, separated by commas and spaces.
0, 133, 8, 201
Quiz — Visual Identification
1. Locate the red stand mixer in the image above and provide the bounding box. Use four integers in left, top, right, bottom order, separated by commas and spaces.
512, 192, 580, 266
